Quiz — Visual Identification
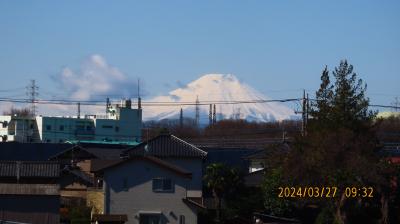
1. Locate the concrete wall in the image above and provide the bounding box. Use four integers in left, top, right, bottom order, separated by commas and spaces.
36, 116, 94, 143
94, 108, 142, 142
0, 116, 39, 142
103, 160, 198, 224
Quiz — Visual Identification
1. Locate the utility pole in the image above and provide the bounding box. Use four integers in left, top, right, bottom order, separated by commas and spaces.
26, 80, 39, 117
301, 90, 310, 136
295, 89, 308, 136
195, 96, 200, 126
306, 93, 309, 121
302, 90, 306, 136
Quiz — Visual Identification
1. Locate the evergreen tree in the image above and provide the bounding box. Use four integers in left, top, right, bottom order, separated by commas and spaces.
311, 66, 334, 125
277, 60, 394, 224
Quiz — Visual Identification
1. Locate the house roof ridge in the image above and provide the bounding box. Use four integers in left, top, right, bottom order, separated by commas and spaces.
171, 135, 207, 156
95, 155, 192, 178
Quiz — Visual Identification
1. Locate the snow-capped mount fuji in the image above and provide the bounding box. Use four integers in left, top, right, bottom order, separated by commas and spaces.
143, 74, 296, 123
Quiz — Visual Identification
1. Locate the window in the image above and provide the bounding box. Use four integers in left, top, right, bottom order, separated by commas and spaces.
140, 214, 161, 224
115, 126, 119, 132
46, 125, 51, 131
152, 178, 173, 192
2, 121, 7, 128
179, 215, 185, 224
59, 125, 64, 131
102, 125, 113, 129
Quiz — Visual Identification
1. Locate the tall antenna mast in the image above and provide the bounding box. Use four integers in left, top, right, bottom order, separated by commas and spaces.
392, 97, 400, 112
180, 108, 183, 128
213, 104, 216, 124
26, 80, 39, 117
209, 104, 212, 126
195, 95, 200, 126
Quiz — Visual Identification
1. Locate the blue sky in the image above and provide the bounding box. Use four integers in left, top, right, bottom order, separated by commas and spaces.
0, 1, 399, 110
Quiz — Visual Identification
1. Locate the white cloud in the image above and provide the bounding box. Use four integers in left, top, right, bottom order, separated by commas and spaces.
1, 55, 140, 117
54, 54, 138, 101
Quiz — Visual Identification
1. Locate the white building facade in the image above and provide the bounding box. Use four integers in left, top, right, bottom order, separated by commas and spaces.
0, 100, 142, 143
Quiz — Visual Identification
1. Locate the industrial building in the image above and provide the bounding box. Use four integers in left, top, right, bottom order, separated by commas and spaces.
0, 99, 142, 143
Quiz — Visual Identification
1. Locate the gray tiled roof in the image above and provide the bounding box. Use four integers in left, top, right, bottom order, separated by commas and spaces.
96, 155, 192, 178
50, 145, 125, 160
83, 147, 125, 159
0, 161, 60, 178
0, 142, 70, 161
124, 134, 207, 158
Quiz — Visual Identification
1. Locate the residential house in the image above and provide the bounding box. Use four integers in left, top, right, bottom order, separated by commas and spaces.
94, 134, 207, 224
0, 161, 60, 224
49, 143, 129, 213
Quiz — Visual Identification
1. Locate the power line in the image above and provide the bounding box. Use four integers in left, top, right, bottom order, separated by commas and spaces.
308, 99, 400, 110
1, 96, 399, 110
0, 97, 301, 106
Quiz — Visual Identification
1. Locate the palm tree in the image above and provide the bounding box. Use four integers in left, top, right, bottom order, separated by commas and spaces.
204, 163, 240, 223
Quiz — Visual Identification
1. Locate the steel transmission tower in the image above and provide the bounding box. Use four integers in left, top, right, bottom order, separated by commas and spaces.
195, 96, 200, 126
26, 80, 39, 116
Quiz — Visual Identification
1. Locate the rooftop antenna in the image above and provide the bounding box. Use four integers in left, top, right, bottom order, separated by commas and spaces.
195, 95, 200, 126
138, 78, 142, 109
26, 80, 39, 117
77, 102, 81, 119
106, 98, 110, 116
